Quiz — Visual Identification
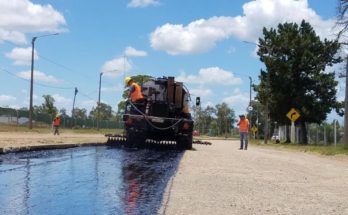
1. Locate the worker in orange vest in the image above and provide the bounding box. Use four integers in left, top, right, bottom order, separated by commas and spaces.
125, 77, 145, 114
237, 114, 249, 150
53, 114, 61, 135
125, 77, 144, 103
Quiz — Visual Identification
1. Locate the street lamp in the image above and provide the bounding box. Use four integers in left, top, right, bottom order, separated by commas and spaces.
29, 33, 59, 129
97, 69, 120, 130
243, 40, 272, 144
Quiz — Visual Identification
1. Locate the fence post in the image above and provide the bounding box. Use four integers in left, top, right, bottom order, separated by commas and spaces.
316, 124, 319, 144
324, 126, 327, 145
334, 120, 337, 148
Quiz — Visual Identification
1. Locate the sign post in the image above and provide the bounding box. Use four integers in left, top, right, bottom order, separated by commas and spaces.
251, 125, 258, 139
286, 108, 301, 143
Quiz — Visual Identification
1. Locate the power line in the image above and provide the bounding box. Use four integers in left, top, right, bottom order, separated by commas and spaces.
0, 67, 74, 90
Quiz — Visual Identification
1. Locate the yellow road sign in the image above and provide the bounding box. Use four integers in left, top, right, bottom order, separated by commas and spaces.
286, 108, 300, 122
251, 125, 258, 134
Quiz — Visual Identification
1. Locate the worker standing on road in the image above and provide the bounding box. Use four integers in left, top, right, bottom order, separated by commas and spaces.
53, 114, 61, 135
237, 114, 249, 150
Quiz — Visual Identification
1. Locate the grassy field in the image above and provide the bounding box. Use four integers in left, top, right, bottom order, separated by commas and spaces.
251, 139, 348, 156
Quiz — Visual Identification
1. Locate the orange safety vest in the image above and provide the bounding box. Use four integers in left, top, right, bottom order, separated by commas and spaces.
238, 118, 249, 132
53, 117, 61, 126
130, 82, 144, 102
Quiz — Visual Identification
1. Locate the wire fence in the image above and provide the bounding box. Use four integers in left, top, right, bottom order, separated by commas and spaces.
193, 122, 343, 145
0, 107, 123, 129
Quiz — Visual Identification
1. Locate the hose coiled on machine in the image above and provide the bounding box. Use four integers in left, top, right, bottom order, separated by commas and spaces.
128, 101, 183, 131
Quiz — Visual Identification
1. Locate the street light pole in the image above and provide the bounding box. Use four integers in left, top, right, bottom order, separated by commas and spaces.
243, 41, 271, 144
338, 56, 348, 148
249, 76, 252, 106
28, 33, 59, 129
97, 72, 103, 130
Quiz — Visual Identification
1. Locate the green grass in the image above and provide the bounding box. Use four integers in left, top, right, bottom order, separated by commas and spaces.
250, 139, 348, 156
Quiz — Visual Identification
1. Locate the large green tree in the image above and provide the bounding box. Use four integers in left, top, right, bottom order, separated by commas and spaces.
40, 95, 58, 117
215, 102, 236, 136
74, 107, 88, 119
254, 20, 342, 144
89, 102, 113, 120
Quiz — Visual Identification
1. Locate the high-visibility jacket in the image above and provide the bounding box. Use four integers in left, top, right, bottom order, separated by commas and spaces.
53, 117, 61, 126
130, 82, 144, 102
238, 118, 249, 132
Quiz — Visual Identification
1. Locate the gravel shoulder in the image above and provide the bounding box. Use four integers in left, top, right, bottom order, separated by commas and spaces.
0, 132, 106, 152
161, 140, 348, 215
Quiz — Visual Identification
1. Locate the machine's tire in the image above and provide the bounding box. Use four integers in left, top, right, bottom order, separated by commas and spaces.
177, 135, 192, 150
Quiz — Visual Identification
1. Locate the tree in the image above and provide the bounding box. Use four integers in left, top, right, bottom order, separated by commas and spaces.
254, 20, 342, 144
215, 102, 236, 136
74, 108, 88, 119
41, 95, 58, 117
89, 103, 113, 120
59, 108, 68, 118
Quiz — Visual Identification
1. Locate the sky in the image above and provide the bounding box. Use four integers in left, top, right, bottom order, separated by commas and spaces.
0, 0, 345, 121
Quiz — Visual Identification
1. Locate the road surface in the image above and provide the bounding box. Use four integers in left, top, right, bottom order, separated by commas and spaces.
161, 140, 348, 215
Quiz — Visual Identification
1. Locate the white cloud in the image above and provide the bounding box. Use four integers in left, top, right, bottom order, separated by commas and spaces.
79, 99, 97, 111
150, 0, 336, 55
5, 47, 38, 65
52, 94, 72, 107
223, 88, 250, 115
16, 70, 62, 84
124, 46, 148, 57
0, 94, 16, 102
0, 0, 66, 44
0, 29, 26, 44
189, 88, 213, 97
101, 86, 121, 93
177, 67, 242, 85
127, 0, 159, 8
101, 57, 132, 77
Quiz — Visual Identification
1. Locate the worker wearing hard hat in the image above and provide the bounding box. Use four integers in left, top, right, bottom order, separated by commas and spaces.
124, 77, 144, 103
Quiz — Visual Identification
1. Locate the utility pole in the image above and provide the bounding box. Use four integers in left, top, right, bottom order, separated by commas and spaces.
243, 41, 271, 144
97, 72, 103, 130
249, 76, 252, 106
72, 87, 78, 118
29, 36, 36, 129
339, 56, 348, 148
28, 33, 59, 129
345, 57, 348, 148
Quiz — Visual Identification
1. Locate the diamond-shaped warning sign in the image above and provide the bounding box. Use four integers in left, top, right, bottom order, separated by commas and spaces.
286, 108, 300, 122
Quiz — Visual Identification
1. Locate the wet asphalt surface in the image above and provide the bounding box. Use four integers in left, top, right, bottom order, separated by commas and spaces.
0, 146, 183, 215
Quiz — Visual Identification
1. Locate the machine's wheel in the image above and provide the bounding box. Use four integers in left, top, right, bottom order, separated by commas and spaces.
177, 135, 192, 150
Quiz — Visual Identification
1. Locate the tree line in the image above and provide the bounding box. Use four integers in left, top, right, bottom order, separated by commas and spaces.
18, 95, 117, 120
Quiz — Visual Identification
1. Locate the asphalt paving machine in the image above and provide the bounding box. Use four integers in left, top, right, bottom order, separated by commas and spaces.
107, 76, 195, 149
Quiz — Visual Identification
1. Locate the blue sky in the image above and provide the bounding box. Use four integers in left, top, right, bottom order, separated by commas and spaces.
0, 0, 344, 120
